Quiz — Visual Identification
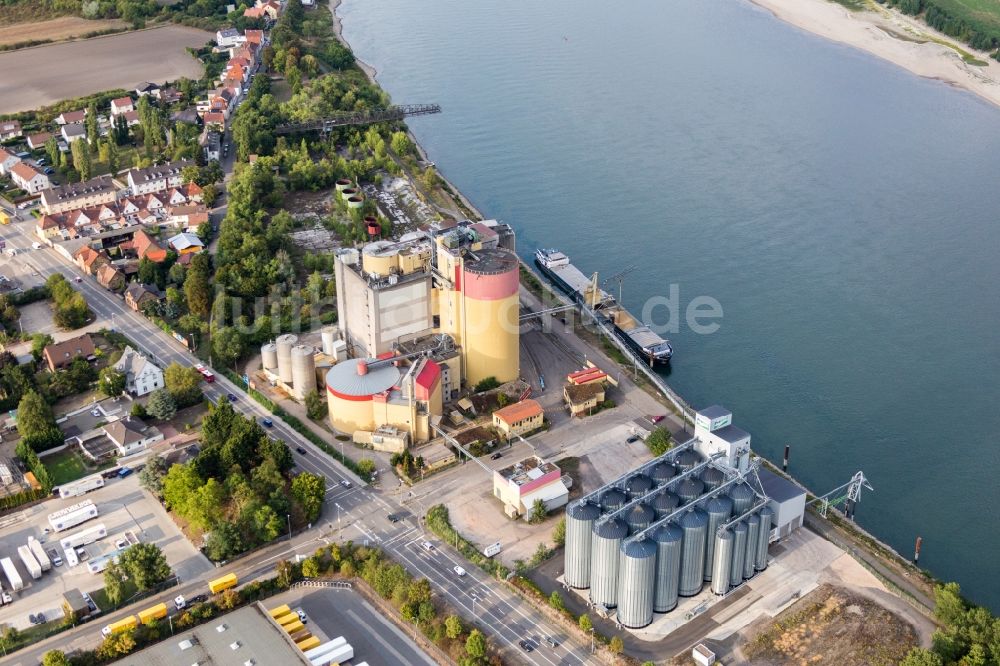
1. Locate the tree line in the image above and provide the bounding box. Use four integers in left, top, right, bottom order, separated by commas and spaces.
877, 0, 1000, 58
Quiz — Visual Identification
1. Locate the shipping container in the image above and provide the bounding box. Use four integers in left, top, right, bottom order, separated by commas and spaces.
207, 572, 237, 594
138, 603, 168, 624
57, 475, 105, 500
48, 500, 99, 532
102, 615, 138, 637
296, 635, 321, 652
276, 613, 299, 626
268, 604, 291, 619
27, 538, 51, 572
282, 619, 305, 634
0, 557, 23, 592
17, 545, 41, 580
60, 523, 107, 550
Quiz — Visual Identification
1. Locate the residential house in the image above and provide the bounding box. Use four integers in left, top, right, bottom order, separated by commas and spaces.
0, 120, 22, 140
244, 29, 264, 46
127, 229, 168, 262
110, 97, 134, 116
42, 333, 95, 371
126, 160, 193, 195
103, 417, 164, 457
169, 204, 209, 232
61, 123, 86, 144
135, 82, 160, 98
121, 110, 141, 127
124, 282, 164, 311
202, 112, 225, 130
55, 110, 86, 125
26, 132, 53, 150
171, 108, 201, 125
0, 147, 20, 176
10, 162, 50, 193
167, 232, 204, 255
492, 399, 545, 438
215, 28, 245, 48
96, 264, 126, 292
563, 382, 606, 417
73, 246, 110, 275
492, 455, 568, 520
202, 131, 221, 162
159, 87, 183, 105
40, 175, 117, 215
112, 346, 164, 396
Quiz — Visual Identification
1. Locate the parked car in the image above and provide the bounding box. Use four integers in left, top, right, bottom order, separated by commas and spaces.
650, 415, 666, 423
115, 539, 128, 550
296, 609, 307, 624
31, 242, 42, 249
117, 467, 133, 478
626, 435, 640, 443
28, 614, 37, 624
36, 612, 45, 624
44, 167, 55, 175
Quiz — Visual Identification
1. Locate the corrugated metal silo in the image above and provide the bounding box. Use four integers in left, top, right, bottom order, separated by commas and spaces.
729, 521, 748, 588
675, 449, 701, 472
625, 474, 653, 499
650, 490, 680, 518
564, 502, 601, 588
261, 343, 278, 371
729, 482, 754, 516
755, 506, 774, 571
651, 522, 683, 613
710, 530, 733, 595
678, 508, 708, 597
589, 518, 628, 608
703, 495, 733, 582
701, 466, 725, 491
676, 477, 705, 505
601, 488, 626, 513
649, 461, 677, 485
624, 503, 655, 534
744, 513, 760, 580
615, 539, 657, 628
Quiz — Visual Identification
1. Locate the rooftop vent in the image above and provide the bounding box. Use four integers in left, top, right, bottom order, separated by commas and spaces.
229, 641, 241, 650
215, 623, 227, 632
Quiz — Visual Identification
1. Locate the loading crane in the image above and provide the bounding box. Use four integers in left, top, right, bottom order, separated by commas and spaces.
274, 104, 442, 136
601, 265, 636, 303
809, 471, 873, 519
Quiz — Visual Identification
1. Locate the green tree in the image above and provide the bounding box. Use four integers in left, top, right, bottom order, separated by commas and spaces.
935, 582, 967, 627
45, 137, 60, 168
96, 628, 135, 659
276, 559, 296, 588
579, 614, 593, 632
146, 388, 177, 420
98, 367, 126, 398
549, 590, 565, 611
183, 253, 212, 317
139, 455, 168, 496
86, 102, 99, 148
301, 556, 320, 578
71, 138, 92, 181
107, 137, 119, 173
900, 648, 944, 666
474, 376, 500, 392
205, 522, 242, 561
17, 390, 62, 452
103, 561, 128, 607
609, 635, 624, 655
291, 472, 324, 523
252, 504, 283, 542
465, 629, 486, 659
390, 131, 414, 157
118, 543, 171, 590
553, 516, 566, 547
31, 333, 54, 361
41, 651, 71, 666
646, 427, 673, 456
164, 363, 203, 407
356, 458, 376, 481
445, 614, 463, 639
211, 327, 245, 368
528, 498, 547, 524
304, 389, 327, 420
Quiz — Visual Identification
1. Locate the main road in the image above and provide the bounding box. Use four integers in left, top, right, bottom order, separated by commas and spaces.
0, 216, 599, 666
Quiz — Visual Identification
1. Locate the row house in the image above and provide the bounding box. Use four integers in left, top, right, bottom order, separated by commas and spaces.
10, 162, 50, 194
96, 263, 127, 292
125, 159, 193, 196
0, 120, 22, 140
0, 147, 19, 176
40, 175, 117, 215
125, 229, 168, 262
73, 246, 111, 276
169, 204, 209, 232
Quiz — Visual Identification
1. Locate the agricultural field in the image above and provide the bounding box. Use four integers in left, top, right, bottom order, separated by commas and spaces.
0, 25, 210, 114
0, 16, 125, 47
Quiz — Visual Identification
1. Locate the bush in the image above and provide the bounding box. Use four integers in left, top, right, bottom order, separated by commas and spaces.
474, 376, 500, 393
646, 427, 673, 456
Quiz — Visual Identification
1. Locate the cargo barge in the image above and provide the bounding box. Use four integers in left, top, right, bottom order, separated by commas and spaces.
535, 248, 673, 366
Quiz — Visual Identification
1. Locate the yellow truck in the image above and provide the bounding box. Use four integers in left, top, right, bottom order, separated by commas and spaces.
282, 619, 305, 634
268, 604, 291, 619
138, 602, 168, 625
0, 210, 9, 225
276, 613, 299, 626
101, 615, 138, 637
296, 635, 321, 651
208, 573, 238, 594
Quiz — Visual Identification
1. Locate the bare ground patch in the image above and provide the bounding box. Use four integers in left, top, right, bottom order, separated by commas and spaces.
0, 16, 125, 46
740, 583, 918, 666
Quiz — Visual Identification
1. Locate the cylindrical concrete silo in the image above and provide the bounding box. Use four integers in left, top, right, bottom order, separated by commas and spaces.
290, 345, 316, 400
261, 342, 278, 372
675, 449, 701, 473
651, 522, 683, 613
601, 488, 627, 514
650, 490, 680, 519
335, 178, 353, 192
678, 508, 708, 597
755, 506, 774, 571
676, 477, 705, 505
564, 502, 601, 589
458, 249, 520, 385
325, 359, 400, 434
275, 334, 298, 383
649, 461, 676, 486
730, 482, 755, 516
711, 530, 734, 596
625, 474, 652, 500
321, 326, 338, 356
744, 513, 761, 580
701, 466, 724, 492
616, 539, 656, 629
589, 518, 628, 609
703, 495, 733, 582
624, 503, 655, 535
729, 521, 748, 588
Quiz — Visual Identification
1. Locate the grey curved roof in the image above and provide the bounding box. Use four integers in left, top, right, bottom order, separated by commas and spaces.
326, 359, 400, 397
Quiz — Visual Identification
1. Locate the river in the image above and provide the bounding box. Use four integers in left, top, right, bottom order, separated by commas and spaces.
338, 0, 1000, 610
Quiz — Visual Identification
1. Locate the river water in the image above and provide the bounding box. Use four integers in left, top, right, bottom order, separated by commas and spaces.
339, 0, 1000, 609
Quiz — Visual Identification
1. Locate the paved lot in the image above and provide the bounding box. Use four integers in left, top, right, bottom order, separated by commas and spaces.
0, 475, 212, 631
268, 587, 436, 666
0, 26, 209, 114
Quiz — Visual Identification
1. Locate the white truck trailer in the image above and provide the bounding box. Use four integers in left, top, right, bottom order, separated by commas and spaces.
57, 474, 105, 499
1, 557, 23, 592
17, 545, 41, 580
60, 523, 107, 550
305, 637, 349, 665
27, 537, 51, 572
313, 644, 354, 665
48, 500, 99, 532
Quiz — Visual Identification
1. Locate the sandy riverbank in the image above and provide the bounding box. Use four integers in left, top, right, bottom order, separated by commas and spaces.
751, 0, 1000, 109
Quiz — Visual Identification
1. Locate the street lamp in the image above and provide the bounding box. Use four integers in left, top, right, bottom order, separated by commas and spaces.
470, 593, 479, 618
286, 514, 292, 542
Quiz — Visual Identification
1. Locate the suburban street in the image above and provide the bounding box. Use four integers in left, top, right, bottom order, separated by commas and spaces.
0, 215, 600, 665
